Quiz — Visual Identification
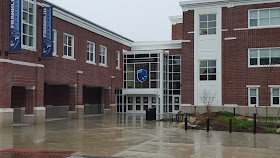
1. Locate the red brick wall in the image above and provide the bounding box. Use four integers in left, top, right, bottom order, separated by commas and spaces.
0, 0, 130, 109
181, 10, 194, 105
222, 2, 280, 106
172, 23, 183, 40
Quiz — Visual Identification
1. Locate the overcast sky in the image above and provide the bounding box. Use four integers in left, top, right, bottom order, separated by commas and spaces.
47, 0, 183, 41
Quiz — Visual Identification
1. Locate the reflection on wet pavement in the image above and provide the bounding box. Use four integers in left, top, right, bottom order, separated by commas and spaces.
0, 114, 280, 158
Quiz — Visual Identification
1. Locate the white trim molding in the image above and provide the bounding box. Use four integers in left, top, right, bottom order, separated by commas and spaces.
25, 86, 36, 90
269, 85, 280, 88
131, 40, 184, 51
180, 0, 280, 11
43, 1, 133, 46
0, 108, 14, 113
34, 107, 46, 111
246, 85, 261, 88
0, 59, 44, 68
169, 15, 183, 25
224, 37, 237, 40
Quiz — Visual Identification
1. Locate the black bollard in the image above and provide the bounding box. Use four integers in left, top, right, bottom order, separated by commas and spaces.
229, 119, 232, 133
172, 115, 173, 123
233, 108, 236, 116
253, 113, 257, 134
207, 118, 210, 132
185, 116, 188, 131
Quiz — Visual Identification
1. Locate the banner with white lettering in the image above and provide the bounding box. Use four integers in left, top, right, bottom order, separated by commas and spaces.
9, 0, 21, 51
42, 7, 53, 57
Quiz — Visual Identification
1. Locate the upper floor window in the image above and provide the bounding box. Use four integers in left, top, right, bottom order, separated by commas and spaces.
249, 48, 280, 66
87, 42, 95, 64
53, 29, 57, 56
116, 51, 120, 69
22, 0, 36, 48
63, 33, 74, 58
99, 46, 107, 66
271, 88, 280, 106
249, 8, 280, 27
200, 14, 216, 35
200, 60, 216, 81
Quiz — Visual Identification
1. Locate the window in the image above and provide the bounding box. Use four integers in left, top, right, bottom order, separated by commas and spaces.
99, 46, 107, 66
248, 87, 258, 106
63, 33, 74, 58
272, 88, 280, 106
22, 0, 36, 48
249, 8, 280, 27
249, 48, 280, 66
200, 60, 216, 81
116, 51, 120, 69
87, 42, 95, 63
53, 29, 57, 56
200, 14, 216, 35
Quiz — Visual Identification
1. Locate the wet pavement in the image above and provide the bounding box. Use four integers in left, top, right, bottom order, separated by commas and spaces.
0, 114, 280, 158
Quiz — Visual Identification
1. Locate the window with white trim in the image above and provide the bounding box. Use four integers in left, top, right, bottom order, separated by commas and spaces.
200, 60, 216, 81
53, 29, 57, 56
22, 0, 36, 48
87, 42, 95, 63
99, 46, 107, 66
116, 51, 120, 69
63, 33, 74, 58
249, 48, 280, 66
199, 14, 216, 35
249, 8, 280, 27
249, 88, 258, 106
271, 88, 280, 106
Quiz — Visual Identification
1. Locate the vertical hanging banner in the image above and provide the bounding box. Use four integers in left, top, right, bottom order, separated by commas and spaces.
42, 7, 53, 57
9, 0, 21, 51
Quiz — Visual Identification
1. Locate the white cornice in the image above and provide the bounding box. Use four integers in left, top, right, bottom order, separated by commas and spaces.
131, 40, 184, 51
169, 16, 183, 25
180, 0, 280, 11
43, 1, 133, 47
0, 59, 44, 68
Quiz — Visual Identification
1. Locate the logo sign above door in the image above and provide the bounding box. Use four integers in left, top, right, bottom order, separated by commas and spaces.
137, 69, 148, 83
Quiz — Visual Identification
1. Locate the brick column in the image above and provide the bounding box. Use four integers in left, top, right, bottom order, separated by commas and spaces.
25, 86, 35, 114
69, 84, 76, 111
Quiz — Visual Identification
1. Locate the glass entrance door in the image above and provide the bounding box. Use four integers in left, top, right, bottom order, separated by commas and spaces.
173, 95, 181, 113
126, 96, 156, 114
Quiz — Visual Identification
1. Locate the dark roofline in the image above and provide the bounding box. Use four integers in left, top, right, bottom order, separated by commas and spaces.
43, 0, 134, 43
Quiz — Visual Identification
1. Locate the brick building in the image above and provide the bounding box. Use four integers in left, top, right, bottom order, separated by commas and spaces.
1, 0, 280, 128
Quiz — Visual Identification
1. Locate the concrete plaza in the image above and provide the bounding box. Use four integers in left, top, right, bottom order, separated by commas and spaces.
0, 114, 280, 158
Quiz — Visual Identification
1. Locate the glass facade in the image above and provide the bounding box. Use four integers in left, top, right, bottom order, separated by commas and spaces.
124, 53, 161, 89
118, 52, 181, 114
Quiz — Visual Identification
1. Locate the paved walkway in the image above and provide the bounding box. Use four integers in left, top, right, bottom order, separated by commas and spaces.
0, 115, 280, 158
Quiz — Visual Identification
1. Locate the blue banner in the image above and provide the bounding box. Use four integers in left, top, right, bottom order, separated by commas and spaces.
42, 7, 53, 57
9, 0, 21, 51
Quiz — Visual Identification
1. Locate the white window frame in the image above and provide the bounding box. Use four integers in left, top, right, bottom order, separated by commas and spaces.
249, 7, 280, 28
21, 0, 37, 51
247, 86, 260, 107
99, 45, 107, 66
53, 29, 57, 57
248, 47, 280, 67
63, 33, 75, 60
86, 41, 96, 64
270, 86, 280, 107
199, 14, 217, 35
116, 51, 120, 69
199, 60, 217, 81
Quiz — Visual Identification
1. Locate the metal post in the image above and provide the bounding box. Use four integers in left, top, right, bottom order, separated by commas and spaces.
185, 116, 188, 131
194, 106, 197, 114
229, 119, 232, 133
233, 108, 236, 116
172, 115, 173, 123
207, 118, 210, 132
253, 113, 257, 134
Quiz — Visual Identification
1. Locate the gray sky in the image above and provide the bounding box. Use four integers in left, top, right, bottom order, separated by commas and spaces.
47, 0, 183, 41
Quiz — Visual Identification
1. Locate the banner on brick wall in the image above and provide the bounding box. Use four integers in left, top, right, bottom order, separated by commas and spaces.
42, 7, 53, 57
9, 0, 21, 51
